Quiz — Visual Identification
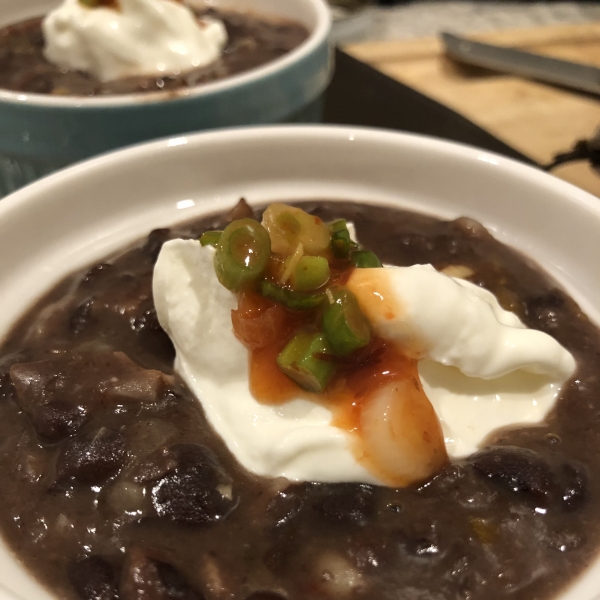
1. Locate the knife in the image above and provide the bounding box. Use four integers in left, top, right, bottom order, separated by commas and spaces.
441, 32, 600, 96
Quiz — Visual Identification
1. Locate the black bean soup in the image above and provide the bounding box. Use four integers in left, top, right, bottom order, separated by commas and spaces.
0, 8, 308, 96
0, 201, 598, 600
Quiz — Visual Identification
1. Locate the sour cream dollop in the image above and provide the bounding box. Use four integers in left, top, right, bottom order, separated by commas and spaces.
43, 0, 228, 83
153, 239, 378, 484
153, 240, 576, 485
345, 265, 576, 457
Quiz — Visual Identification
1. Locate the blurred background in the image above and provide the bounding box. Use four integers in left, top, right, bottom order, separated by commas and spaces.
325, 0, 600, 198
327, 0, 600, 42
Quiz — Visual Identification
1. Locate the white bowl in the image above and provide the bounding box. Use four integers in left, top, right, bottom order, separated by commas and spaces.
0, 125, 599, 600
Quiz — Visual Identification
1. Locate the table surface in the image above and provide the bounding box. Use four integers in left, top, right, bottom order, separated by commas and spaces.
346, 22, 600, 198
338, 2, 600, 43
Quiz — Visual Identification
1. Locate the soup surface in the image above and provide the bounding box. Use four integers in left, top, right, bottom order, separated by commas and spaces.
0, 201, 598, 600
0, 8, 308, 96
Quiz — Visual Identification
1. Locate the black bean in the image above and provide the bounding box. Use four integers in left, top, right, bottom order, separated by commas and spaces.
244, 592, 287, 600
132, 447, 180, 484
405, 537, 441, 557
70, 298, 95, 334
130, 301, 175, 364
68, 556, 118, 600
28, 26, 45, 47
433, 233, 470, 257
31, 400, 86, 443
57, 429, 126, 484
121, 548, 204, 600
151, 469, 232, 525
418, 463, 466, 493
544, 529, 583, 553
349, 542, 384, 571
0, 371, 14, 402
451, 217, 493, 240
10, 353, 169, 425
399, 233, 435, 254
394, 526, 443, 561
262, 541, 288, 576
142, 229, 171, 262
532, 308, 560, 331
14, 437, 47, 483
526, 291, 565, 313
155, 561, 205, 600
225, 198, 257, 222
93, 274, 151, 320
103, 352, 169, 402
545, 433, 562, 445
266, 487, 305, 528
469, 446, 559, 505
312, 484, 376, 525
151, 444, 235, 525
17, 73, 53, 93
131, 302, 161, 334
79, 273, 176, 361
561, 462, 588, 510
81, 263, 113, 288
169, 444, 225, 476
524, 291, 565, 332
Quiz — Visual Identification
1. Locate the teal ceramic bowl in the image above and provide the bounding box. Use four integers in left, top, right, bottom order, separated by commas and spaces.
0, 0, 332, 195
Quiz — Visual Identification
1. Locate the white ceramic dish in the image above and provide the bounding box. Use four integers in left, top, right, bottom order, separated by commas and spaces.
0, 125, 599, 600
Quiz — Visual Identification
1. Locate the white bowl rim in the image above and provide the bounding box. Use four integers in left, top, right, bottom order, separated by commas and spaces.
0, 0, 331, 109
1, 124, 598, 215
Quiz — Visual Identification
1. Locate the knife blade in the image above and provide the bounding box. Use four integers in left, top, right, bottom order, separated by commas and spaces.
441, 32, 600, 96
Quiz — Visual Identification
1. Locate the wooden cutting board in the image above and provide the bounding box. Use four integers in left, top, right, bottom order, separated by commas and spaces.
346, 23, 600, 198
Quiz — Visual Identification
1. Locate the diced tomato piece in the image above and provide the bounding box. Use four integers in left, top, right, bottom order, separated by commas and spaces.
231, 292, 288, 350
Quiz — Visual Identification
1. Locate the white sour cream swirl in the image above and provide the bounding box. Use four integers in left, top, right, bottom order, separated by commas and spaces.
43, 0, 227, 83
346, 265, 576, 457
153, 240, 378, 484
153, 240, 576, 484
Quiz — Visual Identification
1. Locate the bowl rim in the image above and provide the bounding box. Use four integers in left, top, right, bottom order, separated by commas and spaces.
0, 0, 331, 109
1, 124, 598, 214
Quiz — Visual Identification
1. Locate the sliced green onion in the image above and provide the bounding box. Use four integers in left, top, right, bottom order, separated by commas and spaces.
276, 211, 302, 237
200, 230, 222, 247
323, 288, 371, 356
351, 250, 382, 269
262, 204, 330, 256
277, 332, 337, 393
290, 256, 331, 291
329, 219, 352, 259
259, 281, 325, 310
214, 219, 271, 292
279, 243, 304, 284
